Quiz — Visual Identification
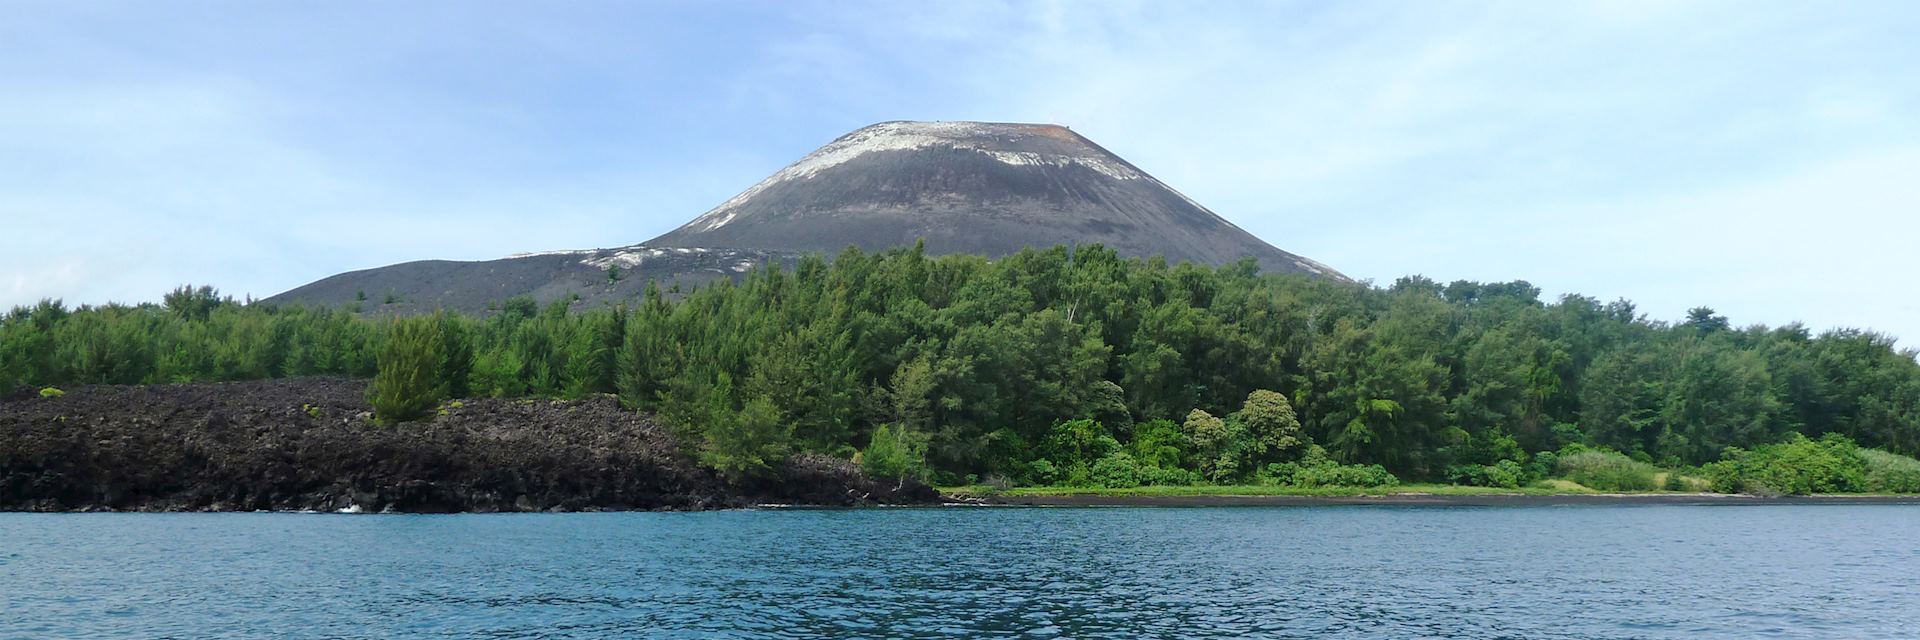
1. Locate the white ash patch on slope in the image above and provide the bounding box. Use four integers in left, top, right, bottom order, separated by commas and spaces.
510, 245, 717, 271
580, 247, 663, 270
684, 121, 1145, 232
978, 150, 1138, 181
575, 246, 715, 270
506, 248, 594, 259
1289, 255, 1353, 282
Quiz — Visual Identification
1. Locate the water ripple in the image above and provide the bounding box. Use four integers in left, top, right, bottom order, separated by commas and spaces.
3, 506, 1919, 638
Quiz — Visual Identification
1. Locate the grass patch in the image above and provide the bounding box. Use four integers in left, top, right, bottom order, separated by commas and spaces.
1555, 450, 1660, 491
1860, 449, 1920, 493
1532, 479, 1595, 492
942, 483, 1618, 499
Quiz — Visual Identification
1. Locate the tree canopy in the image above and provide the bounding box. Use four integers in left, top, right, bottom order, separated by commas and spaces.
5, 244, 1917, 484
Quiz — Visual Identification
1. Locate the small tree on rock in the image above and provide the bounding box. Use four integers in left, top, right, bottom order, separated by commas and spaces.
861, 423, 930, 484
368, 315, 447, 424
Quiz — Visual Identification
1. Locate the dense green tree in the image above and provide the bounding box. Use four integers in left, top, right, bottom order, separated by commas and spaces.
1234, 389, 1309, 464
7, 243, 1920, 484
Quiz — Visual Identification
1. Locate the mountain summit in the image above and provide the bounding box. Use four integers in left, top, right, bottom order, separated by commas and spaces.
267, 120, 1345, 312
647, 121, 1343, 278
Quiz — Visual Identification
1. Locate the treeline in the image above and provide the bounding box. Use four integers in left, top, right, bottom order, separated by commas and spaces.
4, 245, 1919, 486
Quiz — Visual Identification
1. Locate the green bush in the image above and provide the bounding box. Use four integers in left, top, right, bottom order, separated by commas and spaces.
1704, 433, 1867, 495
367, 315, 448, 424
1555, 449, 1659, 491
700, 395, 793, 478
1261, 446, 1399, 487
1447, 460, 1524, 488
1090, 452, 1145, 488
1044, 419, 1120, 470
861, 424, 930, 481
1140, 465, 1200, 487
1022, 459, 1059, 486
1527, 450, 1558, 482
1292, 462, 1398, 488
1859, 449, 1920, 493
1129, 419, 1188, 470
1082, 452, 1197, 488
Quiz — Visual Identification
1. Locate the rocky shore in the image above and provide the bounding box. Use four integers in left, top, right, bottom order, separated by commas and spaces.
0, 378, 936, 513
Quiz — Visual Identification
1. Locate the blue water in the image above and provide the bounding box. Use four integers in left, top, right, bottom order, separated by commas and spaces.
2, 506, 1917, 639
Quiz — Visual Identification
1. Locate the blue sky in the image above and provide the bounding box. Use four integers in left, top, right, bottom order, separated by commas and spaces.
3, 1, 1917, 344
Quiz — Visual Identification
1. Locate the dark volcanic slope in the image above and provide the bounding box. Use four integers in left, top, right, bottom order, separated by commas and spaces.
265, 246, 789, 314
648, 121, 1347, 279
267, 120, 1346, 311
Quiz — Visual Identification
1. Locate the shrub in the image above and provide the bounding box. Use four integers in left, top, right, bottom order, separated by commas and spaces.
1292, 462, 1398, 488
1261, 446, 1398, 488
1140, 465, 1200, 487
1090, 452, 1144, 488
1858, 449, 1920, 493
861, 424, 930, 482
1527, 450, 1558, 482
367, 315, 448, 424
1086, 452, 1199, 488
700, 395, 793, 478
1023, 459, 1059, 486
1129, 418, 1187, 469
38, 386, 63, 398
1704, 433, 1867, 495
1042, 419, 1121, 474
1555, 449, 1659, 491
1448, 460, 1524, 488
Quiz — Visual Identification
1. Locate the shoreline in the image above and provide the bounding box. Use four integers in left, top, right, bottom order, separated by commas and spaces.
953, 491, 1920, 507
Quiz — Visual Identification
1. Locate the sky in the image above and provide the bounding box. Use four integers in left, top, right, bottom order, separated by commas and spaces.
3, 1, 1917, 344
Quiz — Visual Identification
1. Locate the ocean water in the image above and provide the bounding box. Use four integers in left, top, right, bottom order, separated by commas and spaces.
2, 505, 1917, 639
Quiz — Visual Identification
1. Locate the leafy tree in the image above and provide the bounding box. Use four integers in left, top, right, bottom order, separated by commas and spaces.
1684, 306, 1730, 334
162, 285, 224, 321
368, 314, 447, 423
1234, 389, 1308, 463
701, 395, 792, 479
862, 424, 930, 482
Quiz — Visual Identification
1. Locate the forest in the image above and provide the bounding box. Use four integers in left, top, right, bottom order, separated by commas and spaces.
5, 243, 1919, 493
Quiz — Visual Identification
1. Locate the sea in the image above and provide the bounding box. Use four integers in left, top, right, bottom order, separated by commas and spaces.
3, 505, 1916, 638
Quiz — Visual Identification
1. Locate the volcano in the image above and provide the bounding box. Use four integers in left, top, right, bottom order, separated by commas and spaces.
647, 121, 1341, 278
267, 121, 1345, 312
